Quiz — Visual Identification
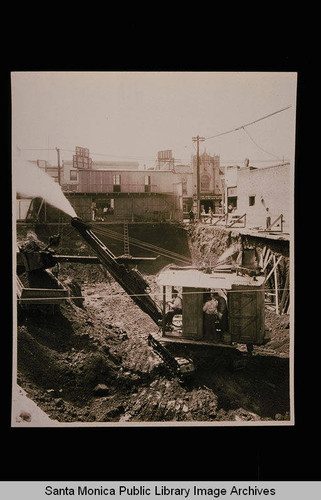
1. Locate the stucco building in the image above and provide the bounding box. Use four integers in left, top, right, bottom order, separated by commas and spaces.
228, 162, 292, 232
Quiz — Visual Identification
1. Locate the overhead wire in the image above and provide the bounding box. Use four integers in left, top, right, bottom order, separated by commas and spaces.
17, 106, 292, 168
96, 229, 191, 263
241, 127, 283, 161
17, 147, 288, 166
92, 225, 192, 264
93, 224, 177, 254
204, 106, 292, 141
16, 287, 290, 302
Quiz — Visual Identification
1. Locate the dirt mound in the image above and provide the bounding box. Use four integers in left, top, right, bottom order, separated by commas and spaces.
263, 309, 290, 356
188, 225, 238, 266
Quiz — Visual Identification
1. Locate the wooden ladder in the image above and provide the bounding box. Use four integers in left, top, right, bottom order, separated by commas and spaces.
124, 223, 130, 256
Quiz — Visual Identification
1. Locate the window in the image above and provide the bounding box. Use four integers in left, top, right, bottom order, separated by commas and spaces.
200, 174, 210, 191
182, 177, 187, 195
113, 174, 121, 192
249, 196, 255, 206
144, 175, 151, 193
70, 170, 78, 181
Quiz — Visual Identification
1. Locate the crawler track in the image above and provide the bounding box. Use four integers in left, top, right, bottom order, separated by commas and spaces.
147, 334, 195, 382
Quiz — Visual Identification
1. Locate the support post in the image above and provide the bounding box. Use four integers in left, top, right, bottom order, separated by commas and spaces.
162, 285, 166, 336
279, 271, 290, 315
273, 255, 279, 314
264, 255, 283, 283
192, 135, 205, 220
56, 147, 61, 186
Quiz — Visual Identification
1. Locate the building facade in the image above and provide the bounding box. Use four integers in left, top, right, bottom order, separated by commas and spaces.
64, 168, 184, 222
234, 163, 291, 231
192, 152, 223, 213
62, 159, 139, 190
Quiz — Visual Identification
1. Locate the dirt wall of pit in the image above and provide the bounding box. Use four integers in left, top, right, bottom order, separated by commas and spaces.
17, 221, 289, 277
187, 224, 289, 266
16, 222, 191, 275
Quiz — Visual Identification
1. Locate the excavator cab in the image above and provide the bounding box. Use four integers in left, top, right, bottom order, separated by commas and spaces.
157, 266, 268, 348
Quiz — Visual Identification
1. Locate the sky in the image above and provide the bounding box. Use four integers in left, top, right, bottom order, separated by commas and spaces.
11, 71, 298, 169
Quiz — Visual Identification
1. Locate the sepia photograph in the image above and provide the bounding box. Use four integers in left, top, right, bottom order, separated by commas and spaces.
11, 71, 297, 427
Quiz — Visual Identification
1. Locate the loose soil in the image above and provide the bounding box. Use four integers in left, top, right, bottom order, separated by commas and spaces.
16, 262, 291, 424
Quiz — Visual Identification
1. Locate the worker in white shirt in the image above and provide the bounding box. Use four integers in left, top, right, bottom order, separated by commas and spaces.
203, 293, 220, 341
165, 289, 183, 327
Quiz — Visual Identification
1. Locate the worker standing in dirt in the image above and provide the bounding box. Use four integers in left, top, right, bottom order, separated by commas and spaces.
212, 291, 228, 341
203, 293, 219, 341
165, 289, 183, 326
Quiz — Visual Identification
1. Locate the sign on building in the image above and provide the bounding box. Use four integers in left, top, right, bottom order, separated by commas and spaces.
73, 146, 93, 169
75, 146, 89, 157
156, 150, 175, 170
158, 150, 172, 160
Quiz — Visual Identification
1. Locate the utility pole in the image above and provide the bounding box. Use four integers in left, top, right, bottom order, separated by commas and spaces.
192, 135, 205, 220
224, 165, 228, 216
56, 147, 61, 185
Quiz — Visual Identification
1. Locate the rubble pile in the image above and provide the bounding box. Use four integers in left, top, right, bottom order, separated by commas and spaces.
188, 225, 242, 266
16, 277, 290, 424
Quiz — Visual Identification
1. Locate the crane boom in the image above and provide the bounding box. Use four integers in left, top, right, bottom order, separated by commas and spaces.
71, 217, 162, 325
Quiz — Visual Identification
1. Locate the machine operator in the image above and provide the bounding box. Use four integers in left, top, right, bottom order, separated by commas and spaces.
165, 289, 183, 326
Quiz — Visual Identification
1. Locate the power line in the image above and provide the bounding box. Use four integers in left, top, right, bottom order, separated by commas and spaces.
93, 225, 192, 265
16, 287, 290, 302
241, 127, 283, 161
204, 106, 292, 141
19, 148, 57, 151
17, 148, 289, 166
61, 149, 158, 161
17, 105, 292, 166
16, 147, 290, 169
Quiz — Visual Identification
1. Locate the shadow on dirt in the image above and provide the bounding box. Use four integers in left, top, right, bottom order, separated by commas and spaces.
185, 349, 290, 420
18, 306, 97, 353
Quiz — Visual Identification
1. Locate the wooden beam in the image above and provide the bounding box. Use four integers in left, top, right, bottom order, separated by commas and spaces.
273, 255, 279, 314
264, 255, 283, 283
227, 213, 246, 228
263, 252, 273, 272
279, 271, 290, 315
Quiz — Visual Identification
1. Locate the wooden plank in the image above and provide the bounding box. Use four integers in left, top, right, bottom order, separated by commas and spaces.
182, 287, 203, 339
21, 287, 68, 298
155, 333, 236, 348
228, 285, 265, 344
227, 213, 246, 228
264, 255, 283, 283
263, 249, 272, 270
279, 272, 290, 314
16, 272, 68, 305
266, 213, 283, 231
16, 276, 23, 298
273, 255, 279, 314
259, 246, 266, 268
212, 214, 227, 226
